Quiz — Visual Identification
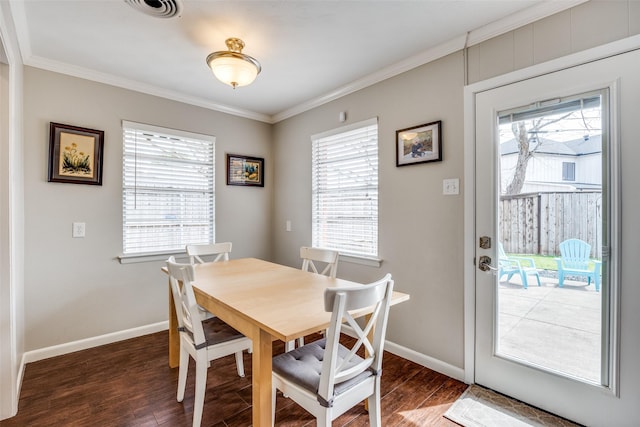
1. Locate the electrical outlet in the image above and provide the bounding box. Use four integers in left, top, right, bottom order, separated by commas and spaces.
285, 220, 292, 232
72, 222, 86, 238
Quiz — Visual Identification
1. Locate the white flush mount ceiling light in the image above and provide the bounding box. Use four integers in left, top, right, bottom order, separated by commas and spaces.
124, 0, 183, 18
206, 38, 262, 89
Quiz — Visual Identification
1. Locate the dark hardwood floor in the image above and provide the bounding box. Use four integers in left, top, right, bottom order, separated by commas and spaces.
1, 331, 467, 426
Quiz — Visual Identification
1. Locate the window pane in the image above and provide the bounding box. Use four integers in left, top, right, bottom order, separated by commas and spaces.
122, 122, 215, 255
311, 119, 378, 258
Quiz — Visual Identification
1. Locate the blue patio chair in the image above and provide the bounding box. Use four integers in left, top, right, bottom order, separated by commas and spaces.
555, 239, 601, 291
498, 242, 541, 289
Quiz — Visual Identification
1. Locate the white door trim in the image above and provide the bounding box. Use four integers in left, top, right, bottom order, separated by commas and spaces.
0, 2, 24, 420
462, 34, 640, 385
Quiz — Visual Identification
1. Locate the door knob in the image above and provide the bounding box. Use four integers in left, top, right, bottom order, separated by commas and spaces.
478, 255, 498, 272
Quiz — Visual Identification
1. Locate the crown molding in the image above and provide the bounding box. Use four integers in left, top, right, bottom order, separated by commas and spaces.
272, 34, 468, 123
24, 55, 273, 123
273, 0, 585, 123
11, 0, 586, 125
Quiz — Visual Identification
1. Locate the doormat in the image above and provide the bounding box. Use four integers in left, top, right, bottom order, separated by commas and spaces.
444, 384, 581, 427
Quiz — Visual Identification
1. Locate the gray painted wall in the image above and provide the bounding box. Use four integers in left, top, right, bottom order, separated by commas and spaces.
22, 68, 272, 350
272, 52, 466, 368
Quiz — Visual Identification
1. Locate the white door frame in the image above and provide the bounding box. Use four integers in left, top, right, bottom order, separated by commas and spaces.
463, 34, 640, 385
0, 2, 24, 420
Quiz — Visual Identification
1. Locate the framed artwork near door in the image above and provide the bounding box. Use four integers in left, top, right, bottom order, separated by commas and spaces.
396, 120, 442, 167
48, 122, 104, 185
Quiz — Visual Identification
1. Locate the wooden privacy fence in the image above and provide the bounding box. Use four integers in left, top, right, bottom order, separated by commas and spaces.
500, 191, 602, 258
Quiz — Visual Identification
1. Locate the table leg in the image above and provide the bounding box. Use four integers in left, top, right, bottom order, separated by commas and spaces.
168, 279, 179, 368
252, 327, 273, 427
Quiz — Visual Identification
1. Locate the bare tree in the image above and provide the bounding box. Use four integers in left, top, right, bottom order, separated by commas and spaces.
505, 114, 572, 195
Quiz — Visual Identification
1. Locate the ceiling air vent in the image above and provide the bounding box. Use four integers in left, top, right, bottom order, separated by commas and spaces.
125, 0, 183, 18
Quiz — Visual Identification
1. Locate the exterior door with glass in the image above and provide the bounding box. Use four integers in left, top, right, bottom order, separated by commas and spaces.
472, 49, 639, 425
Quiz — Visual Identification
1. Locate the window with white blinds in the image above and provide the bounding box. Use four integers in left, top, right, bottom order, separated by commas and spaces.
122, 121, 215, 256
311, 118, 378, 258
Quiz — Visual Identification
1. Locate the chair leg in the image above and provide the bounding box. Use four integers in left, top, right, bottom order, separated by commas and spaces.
235, 351, 245, 377
367, 384, 382, 427
558, 271, 564, 287
316, 409, 332, 427
272, 382, 277, 426
193, 354, 208, 427
285, 340, 295, 352
519, 271, 529, 289
177, 346, 189, 402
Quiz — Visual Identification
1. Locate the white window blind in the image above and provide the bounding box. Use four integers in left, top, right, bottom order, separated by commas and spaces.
122, 121, 215, 256
311, 118, 378, 258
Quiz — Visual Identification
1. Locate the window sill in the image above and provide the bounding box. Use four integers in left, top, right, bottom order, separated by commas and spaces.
118, 250, 188, 264
118, 251, 382, 267
339, 254, 383, 268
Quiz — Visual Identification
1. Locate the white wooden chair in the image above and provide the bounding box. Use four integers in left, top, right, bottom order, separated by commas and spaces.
286, 247, 340, 351
186, 242, 232, 264
272, 274, 394, 427
166, 257, 252, 427
186, 242, 233, 320
301, 246, 339, 278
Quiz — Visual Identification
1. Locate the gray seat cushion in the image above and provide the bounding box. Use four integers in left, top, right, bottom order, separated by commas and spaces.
202, 317, 246, 345
272, 338, 374, 407
180, 317, 245, 349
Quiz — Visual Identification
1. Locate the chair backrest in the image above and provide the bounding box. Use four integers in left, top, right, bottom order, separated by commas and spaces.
166, 256, 206, 349
186, 242, 232, 264
559, 239, 591, 269
318, 274, 394, 406
498, 242, 508, 259
300, 246, 339, 278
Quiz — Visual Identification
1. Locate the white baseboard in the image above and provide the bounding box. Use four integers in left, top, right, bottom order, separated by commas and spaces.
22, 321, 169, 364
341, 326, 466, 382
21, 321, 466, 385
384, 340, 466, 382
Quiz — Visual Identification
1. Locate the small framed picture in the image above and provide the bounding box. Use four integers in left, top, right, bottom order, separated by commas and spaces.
48, 122, 104, 185
396, 120, 442, 167
226, 154, 264, 187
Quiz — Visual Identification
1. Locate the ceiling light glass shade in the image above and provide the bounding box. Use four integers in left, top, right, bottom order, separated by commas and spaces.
206, 38, 261, 89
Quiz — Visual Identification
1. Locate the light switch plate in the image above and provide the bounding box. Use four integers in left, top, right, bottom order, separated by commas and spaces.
443, 178, 460, 195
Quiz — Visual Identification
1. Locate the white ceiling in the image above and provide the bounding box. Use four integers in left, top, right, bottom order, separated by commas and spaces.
9, 0, 583, 123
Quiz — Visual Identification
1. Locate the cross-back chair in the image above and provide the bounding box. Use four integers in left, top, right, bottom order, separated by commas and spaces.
186, 242, 233, 319
301, 246, 339, 278
166, 256, 252, 427
272, 273, 394, 427
186, 242, 232, 265
285, 247, 340, 351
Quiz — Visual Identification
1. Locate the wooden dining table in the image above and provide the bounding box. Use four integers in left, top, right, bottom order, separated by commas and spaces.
164, 257, 410, 427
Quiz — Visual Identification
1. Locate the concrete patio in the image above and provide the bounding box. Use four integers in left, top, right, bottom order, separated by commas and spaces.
497, 272, 602, 383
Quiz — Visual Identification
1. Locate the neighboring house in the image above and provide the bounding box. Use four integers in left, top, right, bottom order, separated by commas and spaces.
500, 134, 602, 193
